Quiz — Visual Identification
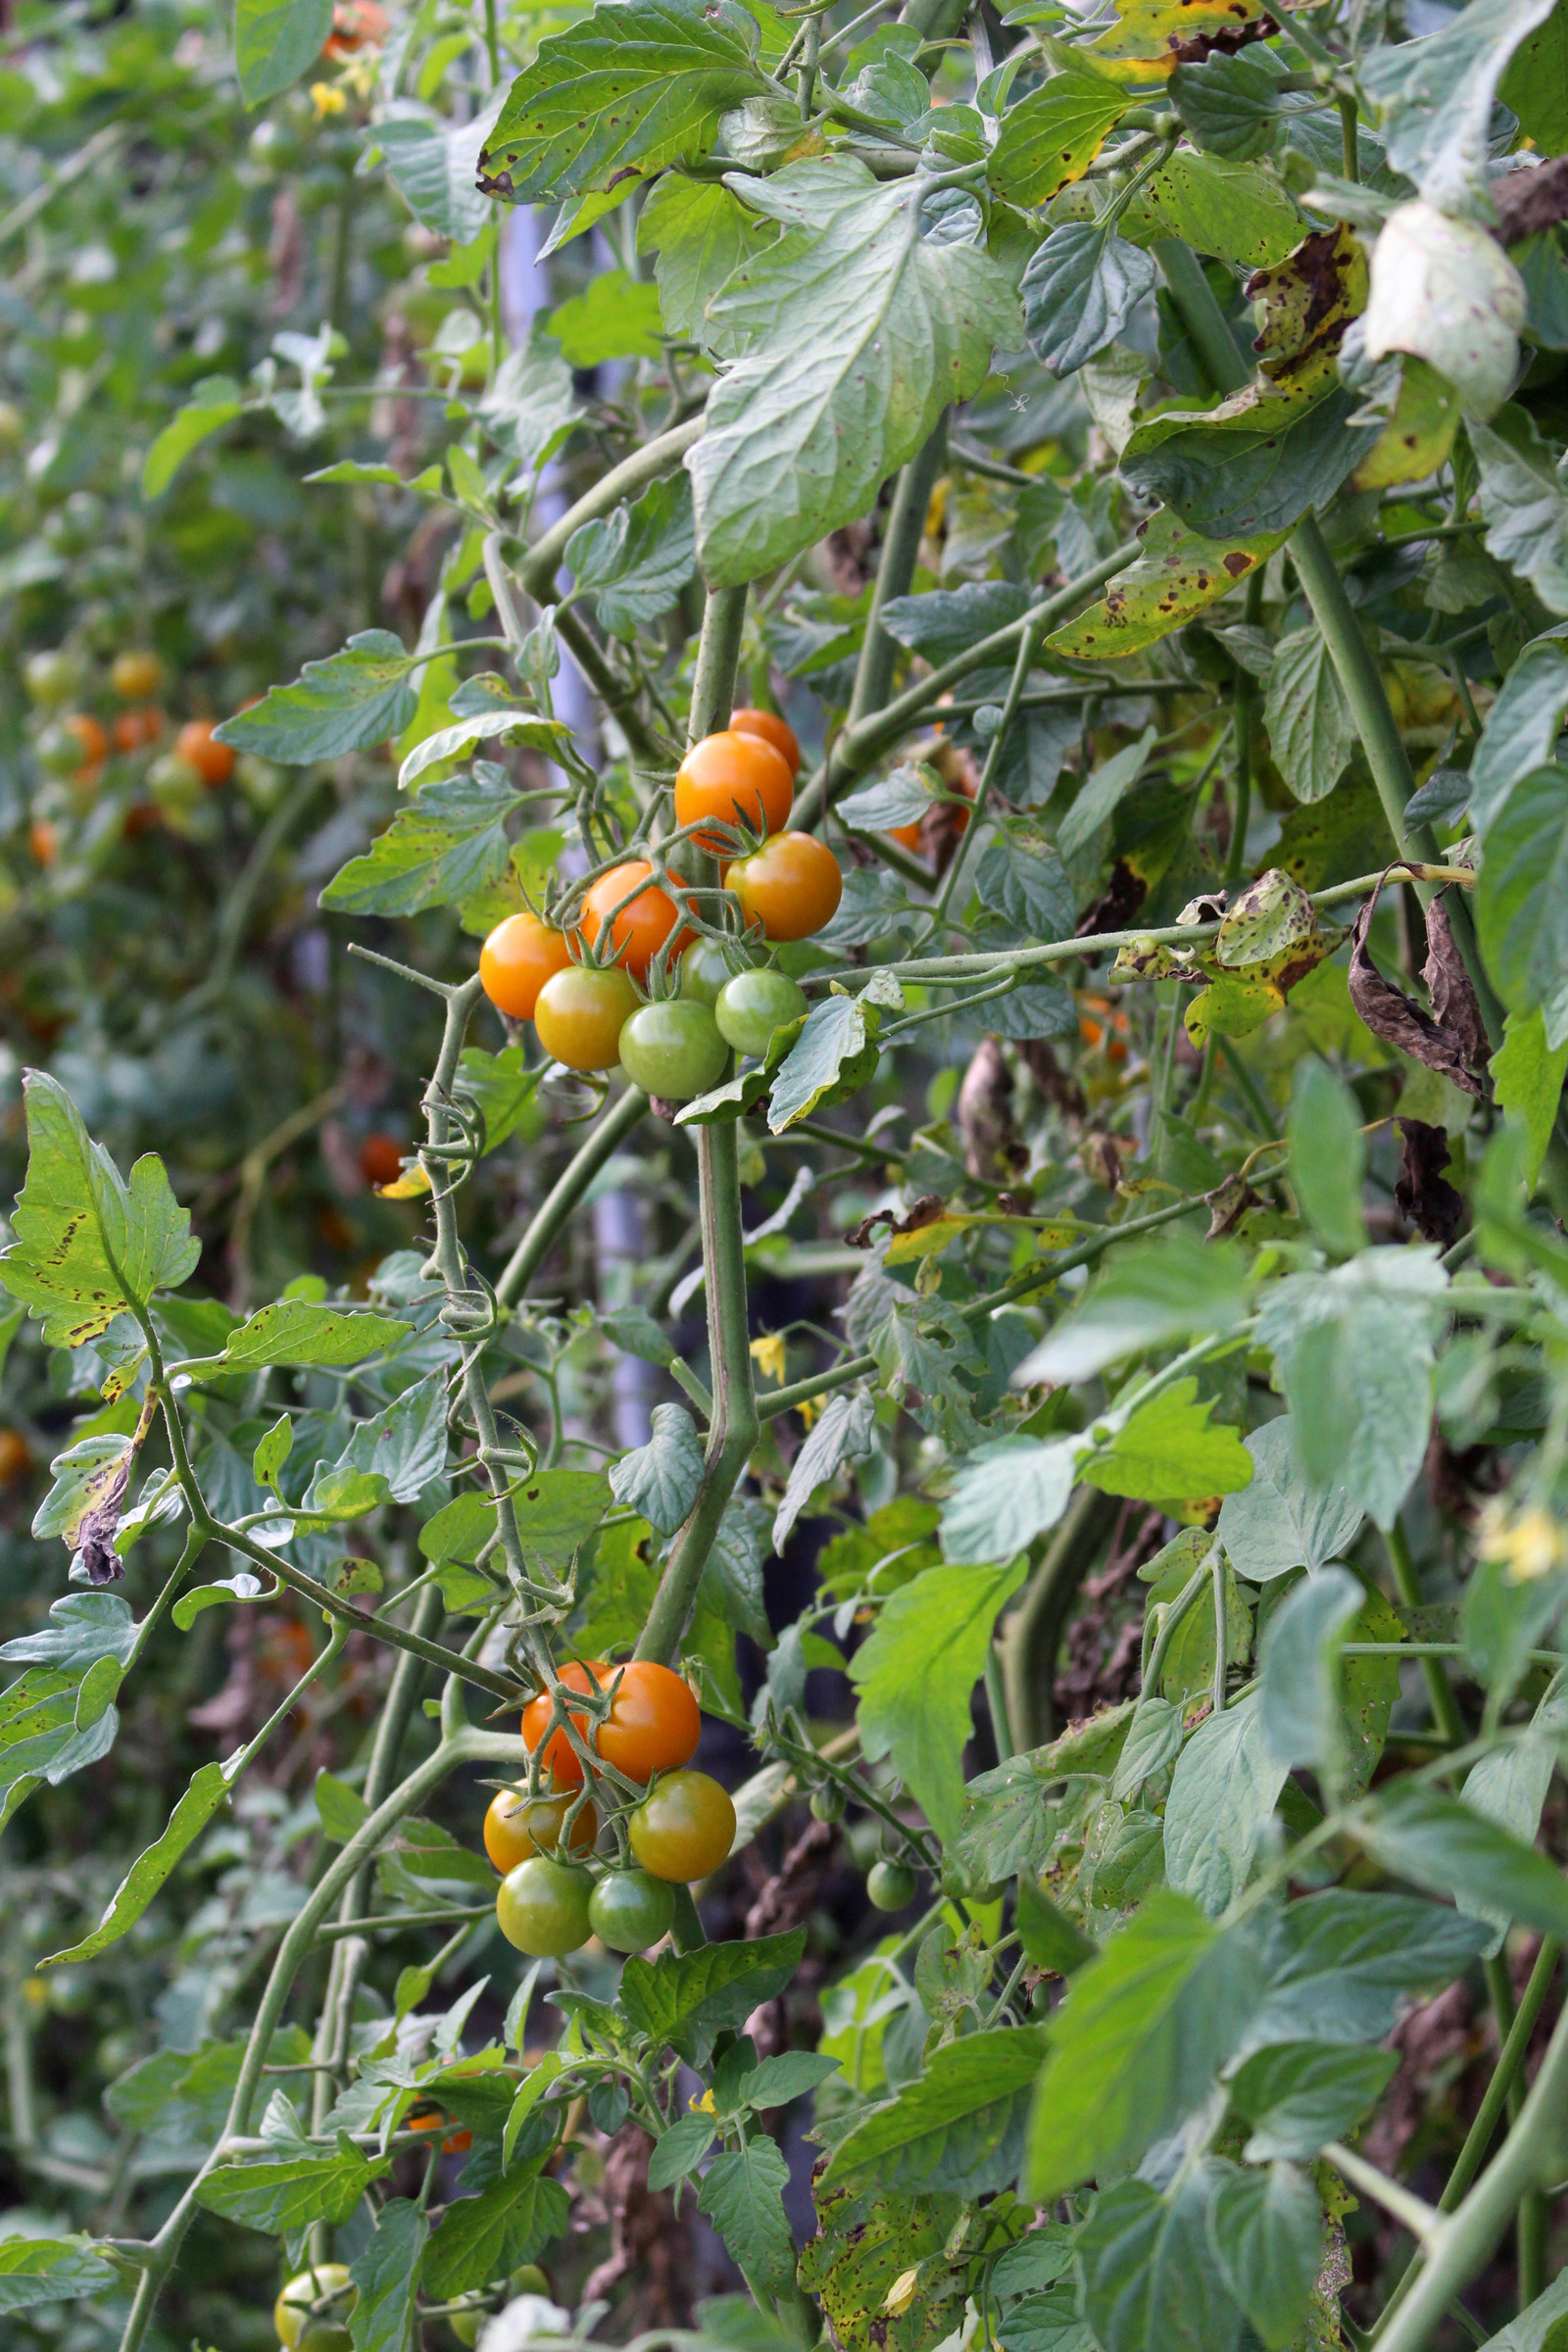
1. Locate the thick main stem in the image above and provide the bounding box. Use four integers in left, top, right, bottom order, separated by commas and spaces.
635, 585, 757, 1664
1374, 1988, 1568, 2352
999, 1486, 1120, 1750
847, 415, 947, 733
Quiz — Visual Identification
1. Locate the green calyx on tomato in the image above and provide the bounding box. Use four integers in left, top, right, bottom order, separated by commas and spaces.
495, 1855, 593, 1956
627, 1769, 737, 1883
616, 1001, 728, 1102
714, 967, 808, 1058
587, 1867, 676, 1952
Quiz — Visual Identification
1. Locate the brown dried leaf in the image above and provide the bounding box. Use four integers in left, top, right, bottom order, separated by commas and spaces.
1422, 895, 1490, 1073
1347, 885, 1488, 1099
1396, 1117, 1464, 1247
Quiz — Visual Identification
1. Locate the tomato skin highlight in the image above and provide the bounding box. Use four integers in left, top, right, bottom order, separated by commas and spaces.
588, 1868, 675, 1952
627, 1769, 736, 1882
480, 911, 573, 1020
483, 1786, 598, 1874
581, 861, 694, 981
495, 1855, 594, 1955
616, 1002, 728, 1102
725, 833, 842, 942
674, 730, 794, 851
521, 1659, 701, 1787
275, 2266, 356, 2352
714, 968, 808, 1058
730, 707, 801, 778
175, 717, 234, 786
533, 964, 638, 1071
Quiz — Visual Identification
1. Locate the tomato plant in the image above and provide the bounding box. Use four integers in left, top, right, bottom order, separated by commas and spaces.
9, 0, 1568, 2347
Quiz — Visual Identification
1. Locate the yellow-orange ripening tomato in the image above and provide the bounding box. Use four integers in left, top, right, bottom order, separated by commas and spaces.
479, 911, 573, 1020
175, 718, 235, 787
628, 1769, 736, 1883
532, 963, 638, 1071
483, 1786, 598, 1874
322, 0, 387, 51
0, 1431, 30, 1485
673, 730, 794, 852
110, 650, 162, 701
724, 833, 843, 942
580, 861, 695, 981
730, 707, 801, 779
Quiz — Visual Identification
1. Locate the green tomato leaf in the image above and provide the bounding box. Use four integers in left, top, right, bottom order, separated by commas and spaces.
849, 1557, 1027, 1840
479, 0, 769, 202
688, 158, 1020, 585
214, 630, 418, 764
698, 2137, 797, 2298
1163, 1692, 1288, 1919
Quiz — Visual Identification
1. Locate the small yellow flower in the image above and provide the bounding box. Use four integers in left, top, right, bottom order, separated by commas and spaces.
311, 80, 348, 117
797, 1396, 821, 1431
884, 2269, 921, 2317
1479, 1501, 1567, 1584
750, 1332, 787, 1386
689, 2087, 716, 2115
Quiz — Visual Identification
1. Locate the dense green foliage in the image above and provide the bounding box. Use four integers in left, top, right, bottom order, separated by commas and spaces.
7, 0, 1568, 2348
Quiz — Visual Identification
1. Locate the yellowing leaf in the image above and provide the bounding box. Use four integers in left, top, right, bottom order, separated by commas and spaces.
375, 1162, 432, 1198
1046, 508, 1288, 662
1061, 0, 1273, 78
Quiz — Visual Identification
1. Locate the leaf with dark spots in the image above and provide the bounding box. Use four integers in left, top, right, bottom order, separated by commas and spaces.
1346, 881, 1488, 1099
1396, 1118, 1464, 1247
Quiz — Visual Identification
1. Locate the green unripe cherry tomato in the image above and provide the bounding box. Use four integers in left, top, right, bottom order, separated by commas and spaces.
714, 967, 808, 1058
147, 754, 206, 813
0, 400, 22, 449
274, 2264, 355, 2351
299, 2328, 354, 2352
867, 1858, 917, 1912
627, 1769, 736, 1883
510, 2267, 551, 2296
679, 937, 734, 1008
495, 1855, 593, 1957
588, 1868, 676, 1952
449, 2314, 483, 2347
24, 650, 81, 707
810, 1784, 846, 1824
616, 1002, 728, 1102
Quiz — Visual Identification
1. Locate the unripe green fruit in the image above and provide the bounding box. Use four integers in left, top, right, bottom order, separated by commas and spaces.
24, 650, 81, 707
810, 1784, 846, 1823
866, 1858, 917, 1912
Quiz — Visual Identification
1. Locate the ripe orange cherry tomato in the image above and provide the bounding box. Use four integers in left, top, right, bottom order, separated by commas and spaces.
175, 718, 234, 787
580, 861, 694, 981
674, 730, 794, 852
483, 1786, 598, 1873
110, 650, 162, 701
521, 1660, 701, 1788
113, 707, 163, 754
533, 963, 638, 1071
28, 819, 58, 867
724, 833, 842, 942
479, 911, 573, 1020
358, 1133, 406, 1188
628, 1769, 736, 1883
730, 707, 801, 779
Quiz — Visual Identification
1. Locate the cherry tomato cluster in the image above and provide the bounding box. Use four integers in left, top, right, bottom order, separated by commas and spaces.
478, 711, 838, 1099
482, 1659, 737, 1961
22, 642, 239, 861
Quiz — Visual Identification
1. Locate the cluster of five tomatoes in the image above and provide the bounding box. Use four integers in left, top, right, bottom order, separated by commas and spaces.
478, 712, 841, 1101
484, 1660, 735, 1960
